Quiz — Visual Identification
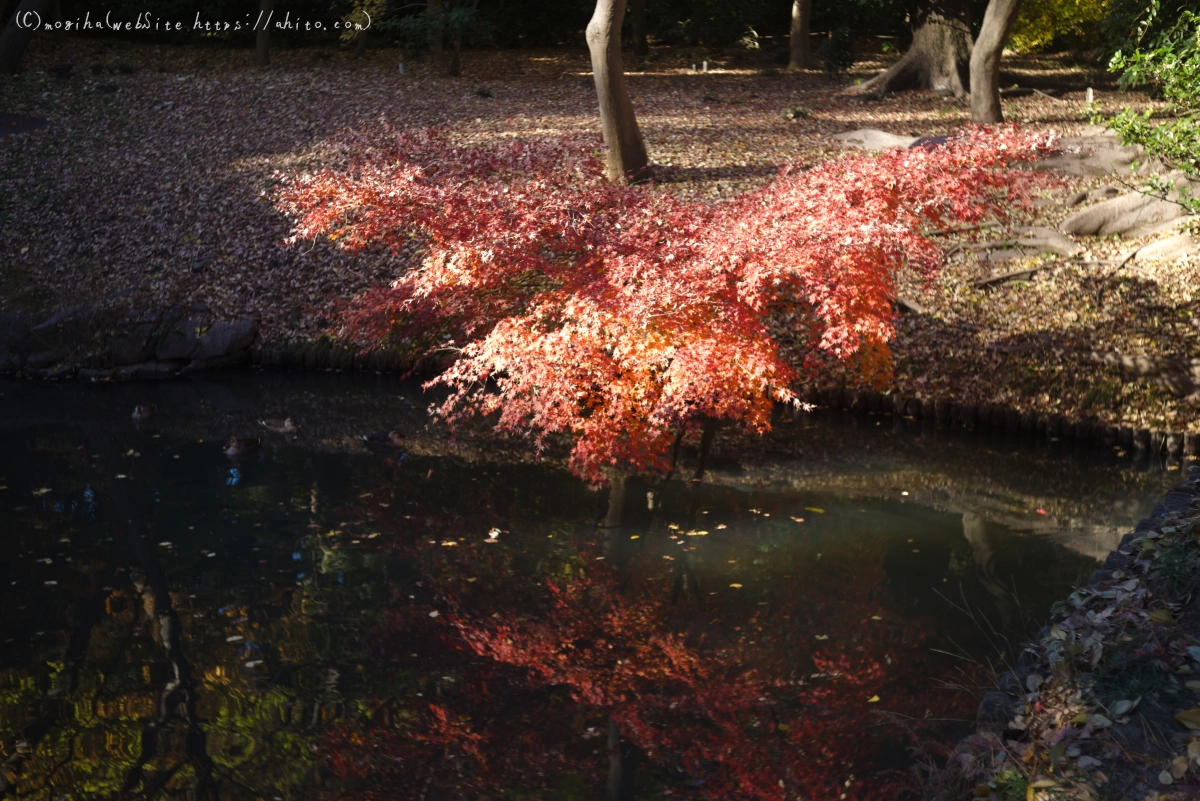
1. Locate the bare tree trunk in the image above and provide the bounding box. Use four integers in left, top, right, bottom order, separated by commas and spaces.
447, 33, 461, 75
255, 0, 272, 67
428, 0, 444, 54
787, 0, 818, 71
853, 0, 973, 98
970, 0, 1022, 122
586, 0, 651, 183
604, 715, 637, 801
0, 0, 51, 75
629, 0, 647, 61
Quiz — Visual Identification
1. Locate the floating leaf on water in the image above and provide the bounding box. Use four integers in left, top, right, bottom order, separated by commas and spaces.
31, 487, 50, 496
429, 610, 440, 618
441, 541, 458, 547
790, 516, 805, 523
114, 474, 127, 479
1112, 697, 1140, 716
663, 555, 674, 561
815, 634, 829, 640
870, 616, 883, 621
777, 723, 790, 731
465, 577, 477, 582
867, 695, 880, 702
630, 535, 640, 540
1159, 770, 1174, 786
804, 507, 824, 513
729, 583, 743, 589
1147, 609, 1176, 628
158, 542, 172, 547
1175, 709, 1200, 729
245, 660, 263, 668
716, 523, 727, 529
43, 580, 57, 586
226, 635, 244, 642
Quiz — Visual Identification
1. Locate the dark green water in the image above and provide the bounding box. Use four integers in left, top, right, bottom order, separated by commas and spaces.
0, 374, 1174, 800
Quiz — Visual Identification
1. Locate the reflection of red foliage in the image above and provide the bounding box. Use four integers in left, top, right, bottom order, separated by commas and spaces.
319, 524, 980, 800
276, 127, 1055, 483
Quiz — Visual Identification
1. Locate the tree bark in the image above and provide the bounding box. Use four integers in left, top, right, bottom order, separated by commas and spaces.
970, 0, 1023, 122
787, 0, 818, 71
428, 0, 444, 54
255, 0, 272, 67
0, 0, 51, 75
629, 0, 647, 61
586, 0, 651, 183
853, 0, 973, 98
604, 715, 637, 801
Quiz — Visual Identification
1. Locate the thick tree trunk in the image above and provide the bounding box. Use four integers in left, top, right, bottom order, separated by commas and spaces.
0, 0, 50, 75
586, 0, 651, 183
970, 0, 1023, 122
428, 0, 444, 54
447, 35, 461, 75
854, 0, 973, 98
787, 0, 818, 71
255, 0, 272, 67
629, 0, 647, 61
604, 716, 637, 801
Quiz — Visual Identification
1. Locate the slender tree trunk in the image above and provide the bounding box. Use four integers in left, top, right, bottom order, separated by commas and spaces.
428, 0, 444, 54
586, 0, 651, 183
447, 34, 461, 75
604, 715, 637, 801
255, 0, 272, 66
629, 0, 647, 61
787, 0, 817, 71
853, 0, 973, 98
970, 0, 1023, 122
0, 0, 51, 75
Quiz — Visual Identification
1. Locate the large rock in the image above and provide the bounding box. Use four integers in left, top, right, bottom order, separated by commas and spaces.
1135, 231, 1200, 262
1060, 175, 1200, 238
1036, 130, 1164, 177
830, 129, 919, 151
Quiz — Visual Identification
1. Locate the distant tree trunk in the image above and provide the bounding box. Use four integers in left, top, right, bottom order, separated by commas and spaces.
255, 0, 272, 66
586, 0, 651, 183
0, 0, 51, 75
428, 0, 444, 54
970, 0, 1023, 122
787, 0, 817, 70
630, 0, 647, 61
853, 0, 973, 98
447, 33, 461, 75
604, 716, 637, 801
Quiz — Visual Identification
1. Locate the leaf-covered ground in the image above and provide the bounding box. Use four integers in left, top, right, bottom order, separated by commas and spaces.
0, 36, 1186, 431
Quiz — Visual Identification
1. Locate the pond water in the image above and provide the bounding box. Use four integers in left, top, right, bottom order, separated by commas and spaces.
0, 373, 1175, 800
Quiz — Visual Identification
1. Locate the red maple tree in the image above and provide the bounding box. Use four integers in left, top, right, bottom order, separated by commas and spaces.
275, 126, 1055, 482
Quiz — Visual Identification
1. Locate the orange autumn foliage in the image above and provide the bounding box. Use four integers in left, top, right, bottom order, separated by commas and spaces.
275, 126, 1055, 483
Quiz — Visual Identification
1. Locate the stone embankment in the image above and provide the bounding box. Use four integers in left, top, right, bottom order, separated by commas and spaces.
957, 467, 1200, 800
0, 304, 257, 379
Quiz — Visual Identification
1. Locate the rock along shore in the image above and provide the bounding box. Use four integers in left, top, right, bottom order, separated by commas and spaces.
956, 466, 1200, 801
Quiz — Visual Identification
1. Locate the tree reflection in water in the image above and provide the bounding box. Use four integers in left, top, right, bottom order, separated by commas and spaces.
0, 377, 1156, 800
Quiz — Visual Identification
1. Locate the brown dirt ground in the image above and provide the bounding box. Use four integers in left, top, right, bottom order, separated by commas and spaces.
0, 35, 1186, 433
